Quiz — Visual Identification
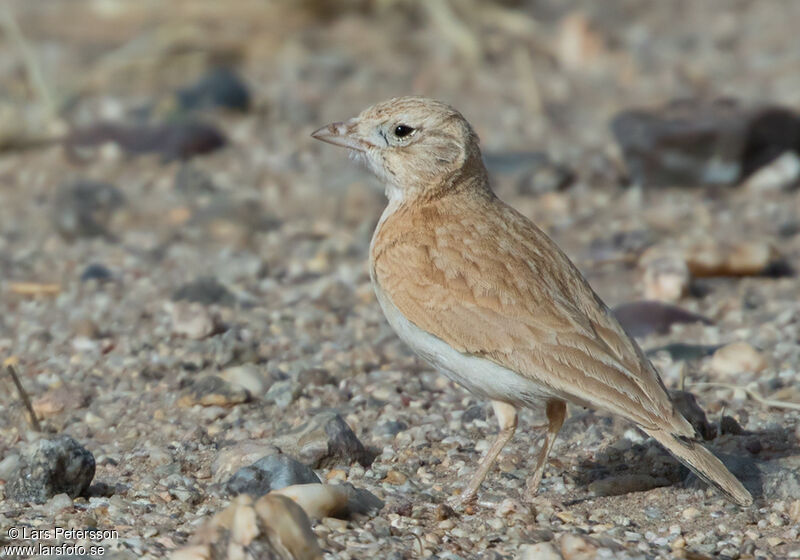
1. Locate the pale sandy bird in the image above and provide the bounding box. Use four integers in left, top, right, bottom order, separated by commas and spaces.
311, 97, 753, 507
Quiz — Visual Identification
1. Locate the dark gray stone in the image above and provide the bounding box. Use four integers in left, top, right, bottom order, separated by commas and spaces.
7, 436, 95, 504
177, 67, 251, 112
79, 263, 113, 283
611, 99, 800, 187
612, 300, 712, 337
53, 180, 124, 239
172, 277, 235, 306
226, 454, 320, 497
374, 420, 408, 438
273, 411, 374, 468
340, 483, 384, 515
670, 390, 715, 440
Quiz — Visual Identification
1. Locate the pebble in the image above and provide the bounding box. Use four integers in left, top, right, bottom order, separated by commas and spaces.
172, 276, 236, 306
271, 482, 383, 519
80, 263, 114, 283
169, 302, 217, 340
297, 368, 336, 387
173, 493, 321, 560
212, 441, 281, 483
177, 67, 251, 112
612, 300, 711, 337
179, 375, 251, 407
264, 379, 302, 408
589, 474, 669, 497
684, 241, 777, 277
43, 492, 74, 514
638, 246, 690, 302
670, 390, 715, 440
374, 420, 408, 438
220, 364, 272, 396
383, 470, 407, 485
682, 507, 701, 520
52, 179, 125, 239
226, 454, 321, 497
710, 341, 767, 376
519, 542, 563, 560
7, 435, 96, 504
272, 411, 374, 468
744, 151, 800, 191
559, 533, 599, 560
0, 455, 20, 481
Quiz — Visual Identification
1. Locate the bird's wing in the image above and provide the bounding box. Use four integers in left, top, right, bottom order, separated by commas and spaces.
372, 193, 691, 435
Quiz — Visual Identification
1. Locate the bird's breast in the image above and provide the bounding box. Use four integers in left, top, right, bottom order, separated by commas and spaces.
370, 277, 553, 408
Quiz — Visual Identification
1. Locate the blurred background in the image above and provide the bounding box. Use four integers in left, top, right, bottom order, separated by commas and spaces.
1, 1, 799, 558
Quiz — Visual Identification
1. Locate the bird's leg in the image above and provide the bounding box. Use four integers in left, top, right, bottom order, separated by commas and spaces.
460, 400, 518, 505
524, 399, 566, 501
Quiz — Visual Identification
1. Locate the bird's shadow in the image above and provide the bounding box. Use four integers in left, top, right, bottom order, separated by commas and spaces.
559, 414, 799, 505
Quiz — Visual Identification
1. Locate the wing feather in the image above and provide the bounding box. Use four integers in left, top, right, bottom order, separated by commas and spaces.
371, 192, 689, 434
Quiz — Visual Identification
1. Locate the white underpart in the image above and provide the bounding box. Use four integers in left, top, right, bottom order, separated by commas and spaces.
370, 201, 555, 408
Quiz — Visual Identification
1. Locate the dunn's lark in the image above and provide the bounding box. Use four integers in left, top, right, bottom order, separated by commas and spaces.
312, 97, 753, 507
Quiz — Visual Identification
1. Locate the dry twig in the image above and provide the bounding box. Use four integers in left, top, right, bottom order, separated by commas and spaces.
5, 361, 42, 431
691, 382, 800, 411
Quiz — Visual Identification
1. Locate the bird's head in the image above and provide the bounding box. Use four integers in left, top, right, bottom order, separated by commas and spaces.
312, 97, 485, 201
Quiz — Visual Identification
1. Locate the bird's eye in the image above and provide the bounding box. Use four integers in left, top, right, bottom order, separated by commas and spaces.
394, 125, 415, 138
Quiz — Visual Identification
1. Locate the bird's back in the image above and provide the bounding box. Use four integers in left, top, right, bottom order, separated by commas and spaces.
371, 186, 694, 437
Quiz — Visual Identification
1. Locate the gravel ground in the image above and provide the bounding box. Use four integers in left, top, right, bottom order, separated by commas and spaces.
0, 1, 799, 559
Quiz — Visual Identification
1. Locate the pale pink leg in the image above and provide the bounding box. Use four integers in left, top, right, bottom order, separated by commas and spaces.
460, 400, 518, 505
524, 399, 566, 500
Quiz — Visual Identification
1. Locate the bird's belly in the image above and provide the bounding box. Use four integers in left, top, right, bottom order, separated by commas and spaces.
373, 283, 554, 408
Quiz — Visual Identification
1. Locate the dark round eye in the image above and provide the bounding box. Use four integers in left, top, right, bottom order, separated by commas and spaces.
394, 125, 415, 138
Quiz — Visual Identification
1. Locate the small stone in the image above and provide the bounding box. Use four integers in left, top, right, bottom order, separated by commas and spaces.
462, 405, 486, 423
383, 470, 407, 485
435, 503, 457, 521
760, 456, 800, 500
710, 341, 767, 377
744, 151, 800, 191
264, 379, 301, 408
519, 542, 562, 560
273, 411, 374, 468
226, 454, 320, 497
685, 241, 778, 277
172, 276, 235, 306
271, 482, 383, 519
179, 375, 251, 407
52, 180, 125, 239
220, 364, 271, 396
169, 302, 217, 340
297, 368, 336, 386
177, 493, 322, 560
80, 263, 114, 283
7, 435, 95, 504
670, 390, 715, 440
0, 455, 20, 481
613, 300, 712, 337
212, 440, 281, 483
175, 164, 217, 195
682, 507, 702, 520
788, 500, 800, 523
589, 474, 669, 497
177, 67, 251, 112
374, 420, 408, 438
32, 385, 90, 420
720, 415, 745, 435
44, 493, 74, 514
560, 533, 599, 560
639, 246, 689, 302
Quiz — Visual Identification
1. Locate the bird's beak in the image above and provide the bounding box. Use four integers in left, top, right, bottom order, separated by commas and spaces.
311, 118, 367, 151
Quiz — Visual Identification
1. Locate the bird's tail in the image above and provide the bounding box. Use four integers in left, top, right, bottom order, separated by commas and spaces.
642, 427, 753, 506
